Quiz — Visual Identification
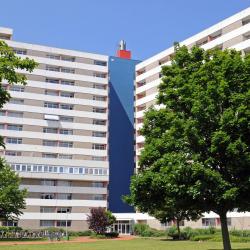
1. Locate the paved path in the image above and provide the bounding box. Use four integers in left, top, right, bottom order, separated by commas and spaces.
0, 235, 135, 246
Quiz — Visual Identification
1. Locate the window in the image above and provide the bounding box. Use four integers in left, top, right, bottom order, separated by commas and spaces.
92, 144, 105, 150
59, 129, 73, 135
46, 54, 60, 60
13, 48, 26, 55
40, 207, 55, 213
43, 140, 57, 147
93, 95, 106, 101
57, 180, 71, 186
46, 65, 60, 72
60, 116, 74, 122
56, 220, 71, 227
8, 111, 23, 117
61, 56, 75, 62
41, 179, 55, 186
202, 218, 216, 227
61, 67, 75, 74
46, 78, 60, 84
9, 98, 24, 104
41, 193, 55, 199
6, 137, 22, 144
42, 153, 57, 158
58, 154, 72, 159
40, 220, 54, 227
45, 90, 59, 96
61, 80, 75, 85
0, 110, 6, 116
59, 141, 73, 148
43, 127, 58, 134
10, 85, 24, 92
93, 119, 105, 125
57, 207, 71, 213
60, 104, 74, 110
93, 72, 106, 78
92, 156, 106, 161
5, 151, 21, 156
93, 194, 104, 200
93, 84, 105, 89
94, 60, 107, 66
92, 131, 106, 137
0, 124, 4, 129
44, 102, 59, 109
60, 92, 74, 98
92, 182, 104, 188
2, 221, 18, 227
93, 107, 105, 113
57, 193, 72, 200
7, 124, 23, 131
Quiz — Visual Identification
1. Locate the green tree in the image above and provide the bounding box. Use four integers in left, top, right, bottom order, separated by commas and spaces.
0, 158, 27, 220
126, 45, 250, 250
0, 40, 37, 220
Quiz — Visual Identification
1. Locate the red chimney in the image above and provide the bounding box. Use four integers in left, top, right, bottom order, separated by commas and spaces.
116, 40, 131, 59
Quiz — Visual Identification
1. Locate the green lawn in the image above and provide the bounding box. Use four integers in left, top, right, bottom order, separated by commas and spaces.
1, 238, 250, 250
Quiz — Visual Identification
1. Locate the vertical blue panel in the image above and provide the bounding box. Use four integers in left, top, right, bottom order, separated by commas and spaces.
108, 56, 140, 213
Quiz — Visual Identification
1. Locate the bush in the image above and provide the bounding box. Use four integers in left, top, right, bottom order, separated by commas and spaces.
192, 235, 214, 241
133, 223, 166, 237
105, 232, 119, 238
68, 230, 92, 237
230, 229, 250, 238
166, 226, 187, 240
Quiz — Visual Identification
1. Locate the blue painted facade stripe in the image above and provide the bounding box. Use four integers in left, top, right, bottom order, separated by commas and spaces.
108, 56, 140, 213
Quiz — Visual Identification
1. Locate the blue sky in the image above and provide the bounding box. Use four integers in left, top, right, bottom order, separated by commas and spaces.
1, 0, 249, 60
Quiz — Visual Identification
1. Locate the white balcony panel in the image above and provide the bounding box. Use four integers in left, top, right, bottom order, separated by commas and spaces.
135, 79, 161, 94
136, 23, 250, 82
9, 91, 107, 108
229, 39, 250, 50
135, 123, 143, 131
0, 130, 107, 144
25, 198, 107, 207
17, 54, 108, 73
136, 93, 157, 107
18, 172, 109, 182
136, 7, 250, 70
137, 135, 145, 143
3, 104, 107, 120
5, 156, 108, 168
16, 69, 108, 85
2, 80, 108, 96
5, 40, 109, 61
202, 23, 250, 50
5, 144, 107, 156
21, 185, 107, 194
19, 212, 89, 220
0, 117, 107, 132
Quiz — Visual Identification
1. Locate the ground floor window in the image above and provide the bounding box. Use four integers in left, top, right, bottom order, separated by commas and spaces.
2, 220, 18, 227
202, 218, 216, 227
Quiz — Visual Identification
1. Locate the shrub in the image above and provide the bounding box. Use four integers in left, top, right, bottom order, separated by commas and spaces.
105, 232, 119, 238
68, 230, 92, 237
133, 223, 166, 237
230, 229, 250, 237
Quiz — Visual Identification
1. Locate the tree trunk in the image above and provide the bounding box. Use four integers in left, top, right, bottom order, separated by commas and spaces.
220, 212, 231, 250
176, 219, 181, 240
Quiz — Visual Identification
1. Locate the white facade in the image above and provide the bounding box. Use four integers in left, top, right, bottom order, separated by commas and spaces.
0, 28, 109, 230
135, 7, 250, 168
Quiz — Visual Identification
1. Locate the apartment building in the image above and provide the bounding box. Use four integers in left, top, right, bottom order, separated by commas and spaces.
134, 7, 250, 228
0, 27, 111, 230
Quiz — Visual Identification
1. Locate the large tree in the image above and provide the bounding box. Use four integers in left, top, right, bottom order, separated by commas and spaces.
0, 40, 37, 221
126, 45, 250, 250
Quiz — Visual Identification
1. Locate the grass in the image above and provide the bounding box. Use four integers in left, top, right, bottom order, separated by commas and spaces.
0, 238, 250, 250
